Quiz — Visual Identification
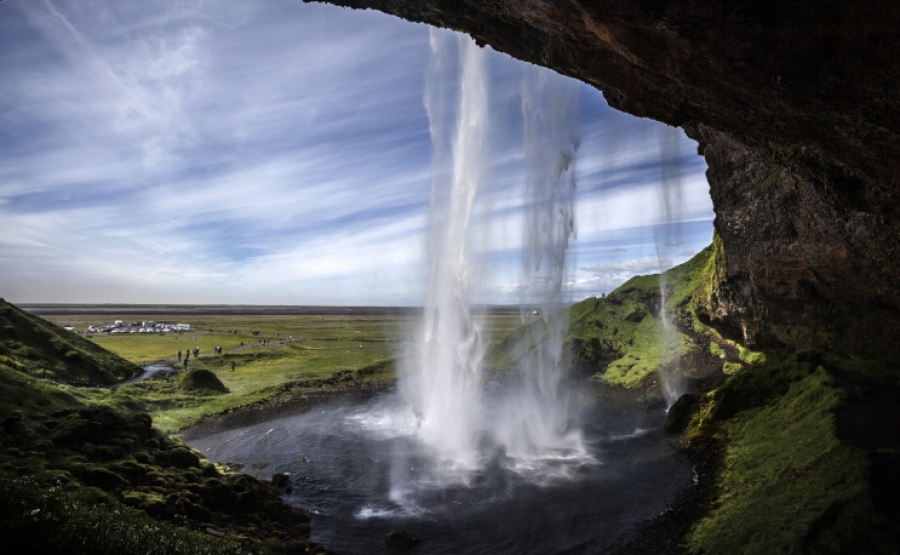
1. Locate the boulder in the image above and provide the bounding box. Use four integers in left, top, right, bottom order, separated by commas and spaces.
664, 393, 699, 434
385, 530, 421, 550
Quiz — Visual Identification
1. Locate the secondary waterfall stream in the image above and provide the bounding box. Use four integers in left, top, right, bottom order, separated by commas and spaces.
656, 126, 688, 407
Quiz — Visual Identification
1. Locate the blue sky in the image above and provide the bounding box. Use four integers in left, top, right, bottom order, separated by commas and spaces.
0, 0, 714, 305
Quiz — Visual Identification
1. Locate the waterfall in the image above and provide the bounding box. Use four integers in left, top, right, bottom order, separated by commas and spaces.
656, 125, 686, 407
493, 64, 583, 458
397, 32, 585, 480
398, 29, 489, 468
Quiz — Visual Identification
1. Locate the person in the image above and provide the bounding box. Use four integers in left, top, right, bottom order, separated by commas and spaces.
183, 358, 188, 371
178, 350, 182, 361
194, 346, 199, 358
231, 361, 236, 372
185, 350, 190, 361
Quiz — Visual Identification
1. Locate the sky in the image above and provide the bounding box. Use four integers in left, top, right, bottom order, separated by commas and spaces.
0, 0, 715, 306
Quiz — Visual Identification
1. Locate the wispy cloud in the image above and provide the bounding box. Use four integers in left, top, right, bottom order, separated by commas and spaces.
0, 0, 714, 305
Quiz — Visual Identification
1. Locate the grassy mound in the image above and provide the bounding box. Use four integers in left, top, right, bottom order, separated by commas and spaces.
0, 299, 140, 385
177, 368, 229, 393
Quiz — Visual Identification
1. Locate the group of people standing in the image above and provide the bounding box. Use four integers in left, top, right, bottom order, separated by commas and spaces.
177, 346, 201, 361
175, 343, 233, 371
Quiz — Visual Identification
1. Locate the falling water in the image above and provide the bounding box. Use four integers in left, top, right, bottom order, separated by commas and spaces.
397, 32, 585, 478
656, 125, 686, 407
493, 65, 584, 458
398, 30, 489, 468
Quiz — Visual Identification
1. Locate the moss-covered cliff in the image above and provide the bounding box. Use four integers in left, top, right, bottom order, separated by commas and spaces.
489, 244, 900, 552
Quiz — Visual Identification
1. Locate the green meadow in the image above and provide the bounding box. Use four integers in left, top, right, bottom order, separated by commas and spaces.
42, 312, 526, 432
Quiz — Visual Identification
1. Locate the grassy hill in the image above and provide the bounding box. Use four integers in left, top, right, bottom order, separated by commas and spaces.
489, 241, 753, 391
0, 299, 140, 384
0, 302, 335, 555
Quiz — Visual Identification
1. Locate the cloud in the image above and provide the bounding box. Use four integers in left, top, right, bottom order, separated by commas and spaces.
581, 257, 671, 277
0, 0, 715, 305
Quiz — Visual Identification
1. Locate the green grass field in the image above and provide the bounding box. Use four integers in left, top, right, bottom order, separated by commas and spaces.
42, 312, 526, 432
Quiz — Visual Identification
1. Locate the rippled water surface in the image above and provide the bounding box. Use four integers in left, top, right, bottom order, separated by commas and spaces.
188, 388, 691, 555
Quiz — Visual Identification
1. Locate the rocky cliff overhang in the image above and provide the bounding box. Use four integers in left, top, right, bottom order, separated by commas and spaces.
308, 0, 900, 362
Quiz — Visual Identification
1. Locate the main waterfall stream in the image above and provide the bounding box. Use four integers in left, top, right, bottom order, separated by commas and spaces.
189, 31, 694, 554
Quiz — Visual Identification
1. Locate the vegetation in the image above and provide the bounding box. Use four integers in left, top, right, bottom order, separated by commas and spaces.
490, 237, 899, 552
1, 476, 255, 555
0, 299, 140, 384
0, 303, 530, 555
38, 312, 522, 432
5, 237, 898, 554
489, 243, 730, 389
680, 352, 899, 554
0, 336, 329, 555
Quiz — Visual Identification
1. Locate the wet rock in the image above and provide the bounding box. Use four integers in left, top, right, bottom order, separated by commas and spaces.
385, 530, 421, 550
271, 472, 291, 492
665, 393, 699, 434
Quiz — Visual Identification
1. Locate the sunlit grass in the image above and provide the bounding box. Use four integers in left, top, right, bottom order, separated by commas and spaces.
47, 313, 524, 432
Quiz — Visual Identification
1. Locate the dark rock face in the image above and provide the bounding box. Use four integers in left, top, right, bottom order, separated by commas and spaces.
691, 124, 900, 359
308, 0, 900, 361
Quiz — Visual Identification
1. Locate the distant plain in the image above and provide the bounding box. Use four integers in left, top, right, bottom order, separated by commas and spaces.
39, 310, 529, 432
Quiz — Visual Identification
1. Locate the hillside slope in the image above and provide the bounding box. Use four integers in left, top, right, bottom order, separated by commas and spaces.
0, 299, 140, 384
0, 302, 332, 555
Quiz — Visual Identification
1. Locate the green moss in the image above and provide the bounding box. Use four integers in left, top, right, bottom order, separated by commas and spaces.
738, 346, 767, 365
0, 475, 261, 555
679, 354, 895, 554
686, 364, 872, 554
722, 361, 743, 375
692, 233, 726, 319
709, 342, 726, 359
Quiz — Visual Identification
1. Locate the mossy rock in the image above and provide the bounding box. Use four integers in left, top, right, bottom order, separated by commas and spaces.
664, 393, 698, 434
79, 466, 127, 490
176, 369, 228, 394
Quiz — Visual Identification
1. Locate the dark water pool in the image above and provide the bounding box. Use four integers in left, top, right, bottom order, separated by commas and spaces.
188, 389, 691, 555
